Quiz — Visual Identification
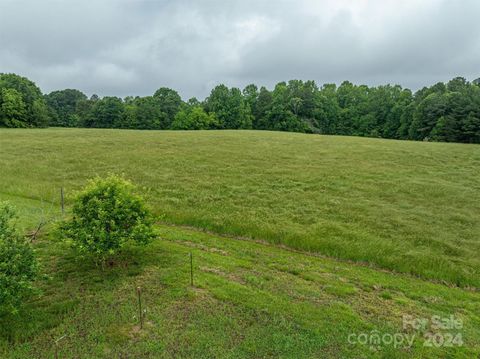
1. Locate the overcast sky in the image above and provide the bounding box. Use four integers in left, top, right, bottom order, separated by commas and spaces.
1, 0, 479, 99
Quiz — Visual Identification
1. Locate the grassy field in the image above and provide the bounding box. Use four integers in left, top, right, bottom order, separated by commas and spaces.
1, 128, 479, 287
1, 219, 479, 357
1, 128, 480, 357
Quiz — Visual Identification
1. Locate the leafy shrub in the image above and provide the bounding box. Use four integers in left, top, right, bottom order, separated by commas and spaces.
60, 175, 156, 263
172, 106, 218, 130
0, 202, 38, 315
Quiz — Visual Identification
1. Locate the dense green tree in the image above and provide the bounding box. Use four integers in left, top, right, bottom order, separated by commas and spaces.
447, 77, 468, 93
204, 85, 253, 129
253, 86, 273, 129
396, 102, 415, 139
314, 84, 339, 134
243, 84, 258, 116
432, 92, 467, 142
45, 89, 87, 127
133, 96, 166, 129
0, 88, 27, 127
460, 112, 480, 143
431, 84, 480, 142
187, 97, 201, 107
0, 73, 49, 127
409, 92, 446, 140
90, 94, 100, 102
2, 72, 480, 143
153, 87, 182, 129
335, 81, 370, 135
259, 82, 311, 132
172, 106, 217, 130
265, 106, 310, 132
118, 102, 138, 129
31, 99, 49, 127
383, 88, 413, 139
285, 80, 318, 119
75, 98, 94, 127
86, 97, 124, 128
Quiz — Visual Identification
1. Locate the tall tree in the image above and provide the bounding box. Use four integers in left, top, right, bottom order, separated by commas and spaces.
409, 92, 446, 140
134, 96, 166, 129
0, 88, 27, 127
0, 73, 49, 127
45, 89, 87, 127
87, 97, 124, 128
243, 84, 258, 118
153, 87, 183, 129
252, 86, 273, 129
204, 85, 253, 129
261, 82, 310, 132
314, 84, 340, 134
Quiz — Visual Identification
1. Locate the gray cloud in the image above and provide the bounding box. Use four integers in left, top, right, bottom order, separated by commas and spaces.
1, 0, 479, 99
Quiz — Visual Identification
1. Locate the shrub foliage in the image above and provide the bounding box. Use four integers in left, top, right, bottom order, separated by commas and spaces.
61, 175, 155, 262
0, 202, 38, 315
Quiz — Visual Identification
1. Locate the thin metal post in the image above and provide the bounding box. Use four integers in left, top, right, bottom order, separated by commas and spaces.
190, 252, 193, 286
60, 187, 65, 215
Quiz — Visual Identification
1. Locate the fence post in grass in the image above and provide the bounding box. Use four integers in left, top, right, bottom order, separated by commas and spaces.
190, 252, 194, 286
60, 187, 65, 215
137, 286, 143, 329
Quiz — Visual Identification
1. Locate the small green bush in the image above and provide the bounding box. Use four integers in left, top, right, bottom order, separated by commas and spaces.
0, 202, 38, 315
60, 175, 156, 263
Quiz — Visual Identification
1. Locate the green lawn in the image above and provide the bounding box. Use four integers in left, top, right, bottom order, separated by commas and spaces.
1, 128, 479, 287
1, 221, 479, 358
1, 128, 479, 357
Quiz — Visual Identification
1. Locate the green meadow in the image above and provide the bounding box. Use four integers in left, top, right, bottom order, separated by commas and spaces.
1, 128, 479, 287
1, 224, 479, 358
0, 128, 479, 357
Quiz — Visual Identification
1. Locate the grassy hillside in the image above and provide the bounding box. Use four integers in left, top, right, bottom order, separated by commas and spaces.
1, 128, 479, 287
1, 221, 479, 358
1, 128, 479, 357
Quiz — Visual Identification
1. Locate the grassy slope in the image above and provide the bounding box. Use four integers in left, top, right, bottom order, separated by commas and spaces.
1, 220, 479, 358
1, 128, 479, 287
1, 128, 480, 357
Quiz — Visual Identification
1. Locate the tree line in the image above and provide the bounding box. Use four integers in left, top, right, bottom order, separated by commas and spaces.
1, 73, 480, 143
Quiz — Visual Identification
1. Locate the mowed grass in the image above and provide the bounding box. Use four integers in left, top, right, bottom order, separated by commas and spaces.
0, 128, 479, 287
1, 221, 479, 358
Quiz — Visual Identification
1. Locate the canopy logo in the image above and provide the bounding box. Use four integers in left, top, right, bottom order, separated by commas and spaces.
347, 315, 463, 350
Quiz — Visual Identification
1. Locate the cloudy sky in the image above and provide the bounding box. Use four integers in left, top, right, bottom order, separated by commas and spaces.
0, 0, 479, 99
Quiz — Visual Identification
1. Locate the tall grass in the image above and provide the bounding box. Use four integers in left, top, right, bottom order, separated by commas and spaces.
1, 128, 479, 287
